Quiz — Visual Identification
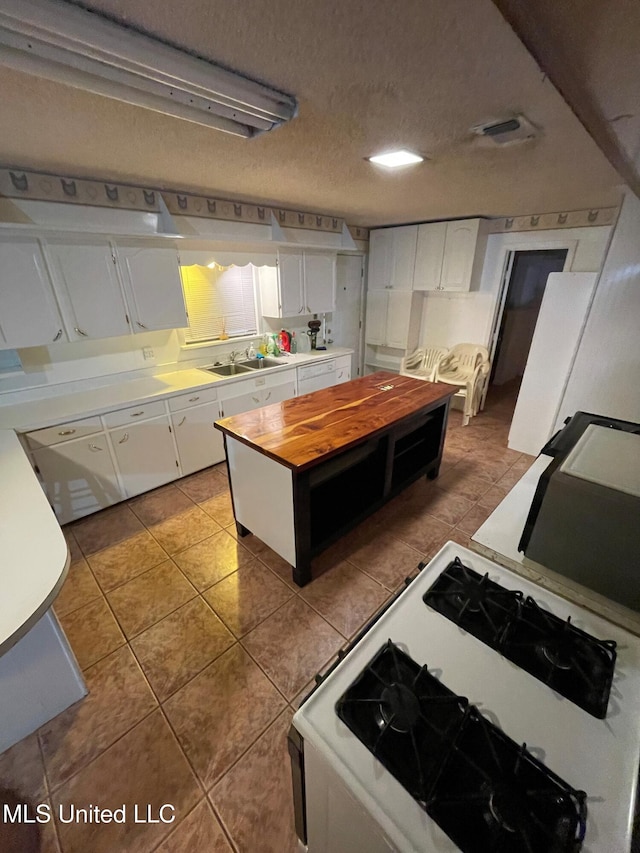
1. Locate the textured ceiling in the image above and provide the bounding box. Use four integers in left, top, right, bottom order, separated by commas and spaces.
0, 0, 623, 225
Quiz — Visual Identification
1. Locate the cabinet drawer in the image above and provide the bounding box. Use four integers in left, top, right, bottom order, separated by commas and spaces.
168, 386, 218, 412
102, 399, 167, 428
298, 360, 335, 381
26, 415, 103, 449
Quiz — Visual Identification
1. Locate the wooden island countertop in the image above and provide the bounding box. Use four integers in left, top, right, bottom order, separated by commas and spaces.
214, 371, 456, 470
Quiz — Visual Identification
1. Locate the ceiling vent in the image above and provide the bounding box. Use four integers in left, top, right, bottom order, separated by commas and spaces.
471, 115, 538, 146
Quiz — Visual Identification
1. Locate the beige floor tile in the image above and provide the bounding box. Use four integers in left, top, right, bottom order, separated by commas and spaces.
129, 484, 195, 526
476, 484, 510, 511
199, 492, 234, 527
53, 558, 101, 618
203, 560, 293, 637
107, 560, 197, 638
389, 511, 453, 554
131, 598, 235, 701
300, 561, 389, 638
496, 454, 537, 489
164, 644, 285, 789
149, 506, 221, 555
210, 710, 298, 853
71, 505, 145, 556
175, 468, 228, 503
39, 646, 157, 791
0, 732, 47, 801
455, 503, 493, 536
88, 530, 168, 592
51, 711, 201, 853
420, 487, 475, 526
62, 529, 83, 564
154, 799, 232, 852
58, 597, 125, 670
290, 679, 317, 710
242, 597, 343, 699
436, 467, 493, 503
456, 454, 512, 484
173, 530, 253, 591
347, 534, 424, 590
40, 805, 62, 853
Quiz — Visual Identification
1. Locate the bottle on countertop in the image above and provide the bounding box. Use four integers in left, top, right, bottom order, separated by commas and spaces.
279, 329, 291, 352
290, 332, 297, 354
247, 342, 256, 358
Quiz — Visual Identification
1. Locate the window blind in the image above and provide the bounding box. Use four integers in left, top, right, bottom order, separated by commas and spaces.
181, 264, 259, 343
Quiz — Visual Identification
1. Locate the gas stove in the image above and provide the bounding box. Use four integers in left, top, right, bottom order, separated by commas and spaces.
290, 543, 640, 853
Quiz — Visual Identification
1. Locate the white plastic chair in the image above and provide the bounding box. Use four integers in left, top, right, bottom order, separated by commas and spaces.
400, 346, 449, 381
433, 343, 490, 425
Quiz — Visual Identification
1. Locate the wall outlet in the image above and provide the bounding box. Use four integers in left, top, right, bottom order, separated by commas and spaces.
142, 347, 155, 360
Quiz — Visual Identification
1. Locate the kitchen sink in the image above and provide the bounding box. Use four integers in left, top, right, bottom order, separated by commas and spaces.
204, 363, 254, 377
238, 358, 282, 370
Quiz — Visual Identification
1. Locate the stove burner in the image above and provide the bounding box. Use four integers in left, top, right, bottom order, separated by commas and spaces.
487, 785, 520, 833
540, 639, 574, 671
378, 683, 421, 733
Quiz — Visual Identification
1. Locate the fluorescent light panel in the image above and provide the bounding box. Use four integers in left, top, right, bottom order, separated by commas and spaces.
0, 0, 297, 137
368, 150, 424, 168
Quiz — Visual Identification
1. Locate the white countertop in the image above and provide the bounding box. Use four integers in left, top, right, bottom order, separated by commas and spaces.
0, 348, 354, 432
0, 430, 69, 654
472, 454, 640, 636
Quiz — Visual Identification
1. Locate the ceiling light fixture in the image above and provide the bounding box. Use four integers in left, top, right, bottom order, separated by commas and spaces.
367, 150, 424, 168
0, 0, 297, 138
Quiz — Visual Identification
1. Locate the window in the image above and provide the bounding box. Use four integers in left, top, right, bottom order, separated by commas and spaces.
180, 263, 259, 344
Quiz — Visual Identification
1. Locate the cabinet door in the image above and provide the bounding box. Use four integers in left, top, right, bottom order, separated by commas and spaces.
46, 241, 130, 340
367, 229, 394, 290
278, 251, 304, 317
413, 222, 447, 290
172, 400, 225, 476
440, 219, 480, 292
32, 434, 121, 524
261, 379, 297, 406
219, 389, 264, 418
0, 237, 65, 348
118, 245, 188, 331
390, 225, 418, 290
304, 252, 336, 314
385, 291, 414, 348
364, 290, 388, 345
335, 357, 352, 383
110, 415, 178, 498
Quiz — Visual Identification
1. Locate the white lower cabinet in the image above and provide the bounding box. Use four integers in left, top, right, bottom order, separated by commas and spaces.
32, 434, 121, 525
171, 400, 225, 476
218, 370, 297, 417
335, 355, 352, 383
109, 415, 178, 498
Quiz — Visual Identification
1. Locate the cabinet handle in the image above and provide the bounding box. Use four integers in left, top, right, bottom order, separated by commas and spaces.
137, 321, 148, 329
53, 329, 63, 342
118, 433, 129, 444
58, 428, 76, 436
74, 327, 89, 337
338, 371, 344, 379
265, 391, 271, 401
252, 396, 260, 403
130, 411, 145, 417
298, 306, 304, 314
188, 396, 200, 402
88, 443, 103, 452
177, 416, 186, 426
306, 305, 311, 313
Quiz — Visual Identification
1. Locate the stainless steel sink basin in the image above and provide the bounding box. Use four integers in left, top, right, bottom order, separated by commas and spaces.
205, 363, 253, 377
238, 358, 282, 370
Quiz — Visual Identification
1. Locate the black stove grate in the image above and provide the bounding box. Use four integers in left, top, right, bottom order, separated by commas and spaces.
423, 558, 617, 719
335, 641, 587, 853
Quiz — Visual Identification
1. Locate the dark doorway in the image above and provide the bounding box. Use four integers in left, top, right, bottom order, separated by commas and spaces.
490, 249, 568, 389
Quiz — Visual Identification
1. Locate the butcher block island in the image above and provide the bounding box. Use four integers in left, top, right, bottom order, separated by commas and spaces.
215, 372, 456, 586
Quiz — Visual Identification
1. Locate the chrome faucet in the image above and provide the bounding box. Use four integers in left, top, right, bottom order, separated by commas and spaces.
228, 349, 243, 363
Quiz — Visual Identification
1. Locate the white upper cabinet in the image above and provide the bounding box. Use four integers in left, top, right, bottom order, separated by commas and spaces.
259, 250, 336, 318
364, 289, 388, 345
0, 237, 66, 349
365, 290, 422, 349
368, 226, 417, 290
45, 240, 130, 340
117, 244, 188, 332
413, 218, 488, 292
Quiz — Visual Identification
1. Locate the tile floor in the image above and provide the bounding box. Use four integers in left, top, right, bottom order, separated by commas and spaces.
0, 384, 534, 853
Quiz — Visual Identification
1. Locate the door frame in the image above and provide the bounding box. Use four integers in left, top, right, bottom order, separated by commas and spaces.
482, 239, 576, 408
335, 253, 366, 376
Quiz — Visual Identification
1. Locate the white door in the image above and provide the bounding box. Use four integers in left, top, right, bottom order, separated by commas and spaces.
278, 251, 304, 317
367, 229, 394, 291
172, 400, 225, 476
46, 241, 130, 340
0, 237, 65, 348
219, 389, 264, 418
413, 222, 447, 290
390, 225, 418, 290
364, 290, 388, 345
110, 415, 178, 497
118, 245, 188, 332
304, 252, 336, 314
385, 291, 414, 348
440, 220, 480, 291
33, 435, 121, 524
334, 255, 364, 376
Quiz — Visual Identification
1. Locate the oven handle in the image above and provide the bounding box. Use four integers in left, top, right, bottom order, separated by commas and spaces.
287, 724, 307, 845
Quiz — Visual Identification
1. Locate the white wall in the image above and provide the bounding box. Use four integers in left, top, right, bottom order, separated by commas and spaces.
419, 226, 611, 349
557, 191, 640, 427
